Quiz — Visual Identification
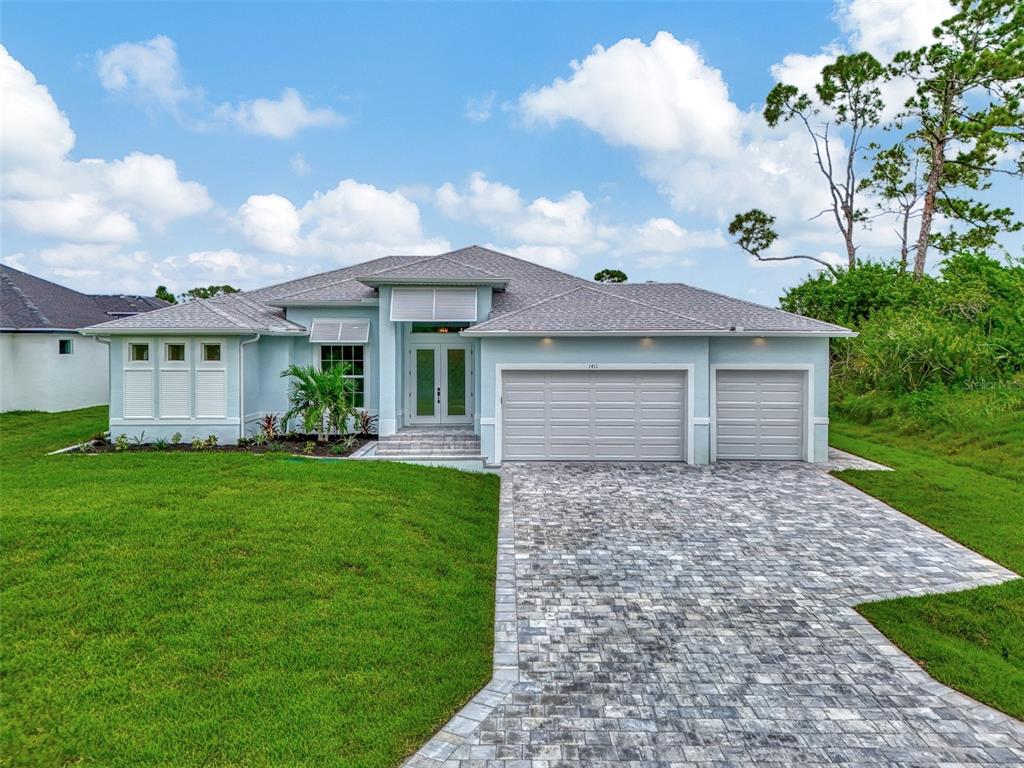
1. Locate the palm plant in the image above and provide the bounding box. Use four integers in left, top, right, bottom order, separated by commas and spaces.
280, 364, 358, 442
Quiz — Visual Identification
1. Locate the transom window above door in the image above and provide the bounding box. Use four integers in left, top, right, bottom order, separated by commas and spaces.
320, 345, 365, 407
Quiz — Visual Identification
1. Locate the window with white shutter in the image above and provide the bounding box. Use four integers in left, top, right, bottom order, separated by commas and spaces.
123, 369, 154, 418
196, 369, 227, 417
159, 370, 190, 417
309, 318, 370, 343
390, 288, 477, 321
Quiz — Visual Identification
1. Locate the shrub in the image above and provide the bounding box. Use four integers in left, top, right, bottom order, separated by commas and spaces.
357, 410, 378, 437
152, 438, 168, 451
280, 364, 358, 442
113, 434, 129, 453
170, 432, 183, 446
258, 413, 279, 440
303, 441, 316, 455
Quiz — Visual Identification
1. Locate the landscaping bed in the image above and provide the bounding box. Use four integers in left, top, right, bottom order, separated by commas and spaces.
81, 432, 375, 457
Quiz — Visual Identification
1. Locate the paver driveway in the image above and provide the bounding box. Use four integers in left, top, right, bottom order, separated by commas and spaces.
411, 461, 1023, 767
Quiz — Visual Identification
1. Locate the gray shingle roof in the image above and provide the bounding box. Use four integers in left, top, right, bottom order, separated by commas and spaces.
0, 264, 168, 330
79, 246, 854, 336
82, 292, 305, 334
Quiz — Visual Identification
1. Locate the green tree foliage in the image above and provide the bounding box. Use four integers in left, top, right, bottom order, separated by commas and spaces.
180, 285, 240, 301
154, 285, 177, 305
280, 364, 358, 442
760, 52, 886, 268
889, 0, 1024, 276
593, 268, 628, 283
728, 209, 840, 275
783, 253, 1024, 396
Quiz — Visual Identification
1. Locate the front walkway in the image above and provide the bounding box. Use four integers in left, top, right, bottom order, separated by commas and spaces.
408, 461, 1023, 767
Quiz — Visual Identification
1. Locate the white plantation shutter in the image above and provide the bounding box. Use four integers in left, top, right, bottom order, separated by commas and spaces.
195, 369, 226, 417
390, 288, 477, 321
159, 370, 190, 417
123, 370, 154, 418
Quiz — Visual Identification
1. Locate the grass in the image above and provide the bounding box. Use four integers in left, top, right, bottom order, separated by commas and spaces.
831, 409, 1024, 720
0, 407, 500, 767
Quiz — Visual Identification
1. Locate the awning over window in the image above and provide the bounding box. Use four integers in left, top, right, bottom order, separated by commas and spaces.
390, 288, 478, 322
309, 318, 370, 344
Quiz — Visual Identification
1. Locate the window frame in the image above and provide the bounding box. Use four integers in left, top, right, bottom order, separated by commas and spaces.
317, 343, 367, 409
58, 338, 74, 355
163, 340, 188, 365
127, 341, 151, 364
200, 342, 223, 364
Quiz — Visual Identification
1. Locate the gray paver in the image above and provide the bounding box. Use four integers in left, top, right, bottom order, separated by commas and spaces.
408, 460, 1023, 767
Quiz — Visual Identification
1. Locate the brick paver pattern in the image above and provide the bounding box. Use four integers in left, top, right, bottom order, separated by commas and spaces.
417, 461, 1024, 767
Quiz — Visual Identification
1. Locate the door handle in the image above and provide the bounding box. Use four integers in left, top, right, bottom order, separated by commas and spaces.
436, 386, 441, 404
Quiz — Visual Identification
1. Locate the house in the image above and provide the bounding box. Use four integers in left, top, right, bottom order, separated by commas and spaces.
80, 246, 854, 466
0, 265, 168, 412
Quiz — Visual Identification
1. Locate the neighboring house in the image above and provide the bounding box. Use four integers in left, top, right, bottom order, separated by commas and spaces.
81, 246, 854, 466
0, 265, 168, 412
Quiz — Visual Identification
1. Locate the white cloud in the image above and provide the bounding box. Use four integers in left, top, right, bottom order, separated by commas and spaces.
436, 172, 610, 251
214, 88, 346, 139
520, 32, 742, 156
837, 0, 953, 61
237, 179, 449, 262
290, 152, 311, 176
96, 35, 197, 116
465, 91, 497, 122
1, 45, 211, 244
770, 49, 842, 96
629, 217, 726, 254
96, 36, 344, 138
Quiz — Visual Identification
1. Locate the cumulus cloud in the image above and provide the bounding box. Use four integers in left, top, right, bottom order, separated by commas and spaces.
837, 0, 953, 61
96, 36, 345, 138
1, 45, 211, 244
520, 32, 742, 156
237, 179, 449, 263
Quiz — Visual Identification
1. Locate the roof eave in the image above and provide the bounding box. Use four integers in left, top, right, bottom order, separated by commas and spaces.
460, 329, 857, 338
78, 327, 307, 336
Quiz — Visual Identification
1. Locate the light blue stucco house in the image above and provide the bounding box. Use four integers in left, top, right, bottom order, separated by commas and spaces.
81, 246, 854, 467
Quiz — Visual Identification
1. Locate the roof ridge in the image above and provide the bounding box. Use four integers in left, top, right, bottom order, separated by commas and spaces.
457, 245, 593, 285
201, 299, 248, 327
468, 285, 592, 330
246, 254, 417, 298
272, 276, 357, 299
0, 268, 51, 327
586, 284, 723, 330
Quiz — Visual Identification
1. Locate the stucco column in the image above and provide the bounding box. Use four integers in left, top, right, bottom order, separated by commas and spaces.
377, 287, 398, 436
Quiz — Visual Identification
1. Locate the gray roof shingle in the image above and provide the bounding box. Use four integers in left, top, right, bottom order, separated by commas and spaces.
0, 265, 169, 330
79, 246, 853, 336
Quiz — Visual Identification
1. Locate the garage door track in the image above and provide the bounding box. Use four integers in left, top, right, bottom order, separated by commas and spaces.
410, 461, 1023, 767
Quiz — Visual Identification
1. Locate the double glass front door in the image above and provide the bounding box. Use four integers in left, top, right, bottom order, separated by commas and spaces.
409, 343, 472, 424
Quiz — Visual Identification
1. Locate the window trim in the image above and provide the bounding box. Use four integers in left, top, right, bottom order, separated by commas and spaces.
58, 338, 74, 355
317, 343, 368, 409
200, 341, 223, 365
163, 340, 188, 365
126, 340, 152, 365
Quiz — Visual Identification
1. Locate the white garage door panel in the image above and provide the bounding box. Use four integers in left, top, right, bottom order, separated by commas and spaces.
715, 369, 805, 461
502, 369, 686, 461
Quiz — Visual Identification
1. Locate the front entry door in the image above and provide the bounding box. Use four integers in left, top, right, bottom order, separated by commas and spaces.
409, 343, 472, 425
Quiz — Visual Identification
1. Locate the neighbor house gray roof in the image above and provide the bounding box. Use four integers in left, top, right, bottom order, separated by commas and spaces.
0, 264, 169, 331
80, 245, 854, 336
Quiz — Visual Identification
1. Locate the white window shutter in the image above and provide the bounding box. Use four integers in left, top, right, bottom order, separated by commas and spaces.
159, 370, 190, 417
309, 319, 343, 342
391, 288, 477, 321
196, 370, 226, 417
339, 320, 370, 343
124, 370, 154, 418
434, 289, 478, 321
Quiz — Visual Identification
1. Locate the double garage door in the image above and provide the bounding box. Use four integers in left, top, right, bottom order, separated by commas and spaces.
500, 367, 807, 462
502, 369, 686, 461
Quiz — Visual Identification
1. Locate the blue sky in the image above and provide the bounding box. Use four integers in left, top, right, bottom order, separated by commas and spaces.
4, 0, 1010, 304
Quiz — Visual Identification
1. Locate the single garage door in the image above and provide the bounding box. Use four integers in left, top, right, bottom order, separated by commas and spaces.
715, 369, 806, 460
501, 369, 686, 461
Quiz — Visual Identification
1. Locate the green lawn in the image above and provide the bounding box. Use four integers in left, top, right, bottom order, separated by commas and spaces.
0, 408, 500, 767
831, 411, 1024, 720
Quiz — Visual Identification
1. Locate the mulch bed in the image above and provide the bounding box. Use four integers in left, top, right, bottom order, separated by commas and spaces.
80, 434, 375, 458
